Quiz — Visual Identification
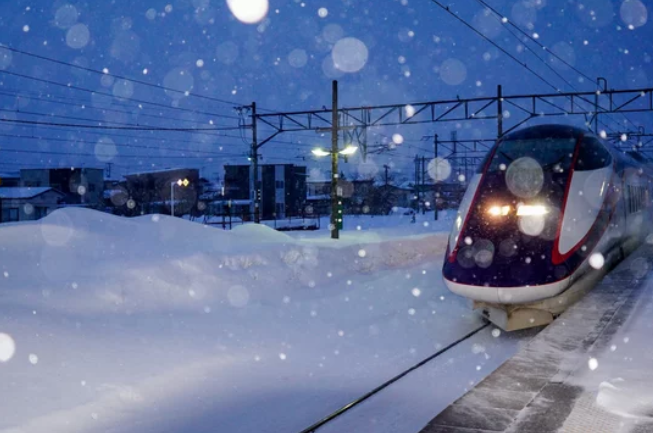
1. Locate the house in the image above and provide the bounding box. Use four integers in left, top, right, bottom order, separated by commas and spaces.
224, 164, 307, 219
122, 168, 200, 216
0, 187, 65, 222
20, 168, 104, 207
375, 183, 414, 209
306, 179, 331, 216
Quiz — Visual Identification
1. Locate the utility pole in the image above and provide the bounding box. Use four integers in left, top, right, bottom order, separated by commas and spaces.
383, 164, 389, 186
414, 155, 419, 212
434, 134, 439, 221
421, 156, 426, 215
331, 80, 339, 240
497, 84, 503, 139
251, 102, 260, 223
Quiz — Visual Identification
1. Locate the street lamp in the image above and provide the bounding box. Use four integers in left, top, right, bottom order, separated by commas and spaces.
171, 178, 189, 216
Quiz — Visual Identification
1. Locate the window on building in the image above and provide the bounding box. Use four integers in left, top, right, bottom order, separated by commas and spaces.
2, 208, 19, 222
275, 180, 284, 189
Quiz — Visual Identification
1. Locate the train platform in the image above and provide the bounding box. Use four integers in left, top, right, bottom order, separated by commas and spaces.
420, 243, 653, 433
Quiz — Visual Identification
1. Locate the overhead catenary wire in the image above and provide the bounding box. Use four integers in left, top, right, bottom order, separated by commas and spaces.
0, 147, 244, 159
0, 44, 246, 108
0, 69, 239, 121
0, 132, 238, 156
472, 0, 638, 132
473, 0, 595, 83
426, 0, 622, 134
0, 106, 225, 131
0, 117, 243, 131
0, 88, 229, 129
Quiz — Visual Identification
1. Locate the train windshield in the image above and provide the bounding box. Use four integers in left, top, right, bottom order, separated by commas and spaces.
484, 138, 578, 173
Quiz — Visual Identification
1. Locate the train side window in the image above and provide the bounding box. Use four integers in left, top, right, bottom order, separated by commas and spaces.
576, 136, 612, 171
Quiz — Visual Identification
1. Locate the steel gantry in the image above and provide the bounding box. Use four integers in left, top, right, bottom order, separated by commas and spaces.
241, 82, 653, 225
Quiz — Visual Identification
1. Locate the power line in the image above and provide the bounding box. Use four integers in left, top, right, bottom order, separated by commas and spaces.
0, 132, 234, 156
0, 88, 224, 129
0, 69, 239, 121
428, 0, 561, 92
472, 0, 636, 132
0, 106, 218, 130
0, 117, 243, 131
426, 0, 621, 134
0, 44, 246, 108
0, 147, 244, 159
473, 0, 595, 83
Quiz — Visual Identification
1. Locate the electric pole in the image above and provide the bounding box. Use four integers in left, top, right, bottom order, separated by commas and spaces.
331, 80, 339, 240
434, 134, 439, 221
251, 101, 260, 223
383, 164, 389, 186
421, 156, 426, 215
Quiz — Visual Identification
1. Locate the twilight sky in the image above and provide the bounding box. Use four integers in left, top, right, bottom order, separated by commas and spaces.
0, 0, 650, 183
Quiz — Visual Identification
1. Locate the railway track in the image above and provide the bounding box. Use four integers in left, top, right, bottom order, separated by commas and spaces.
297, 322, 491, 433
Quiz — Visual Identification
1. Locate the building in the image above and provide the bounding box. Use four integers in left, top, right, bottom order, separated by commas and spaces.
20, 168, 104, 207
224, 164, 307, 219
306, 179, 331, 216
0, 172, 20, 187
0, 187, 65, 222
122, 168, 200, 216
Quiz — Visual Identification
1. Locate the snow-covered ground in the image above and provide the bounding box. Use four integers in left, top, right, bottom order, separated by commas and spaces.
570, 269, 653, 425
0, 209, 530, 433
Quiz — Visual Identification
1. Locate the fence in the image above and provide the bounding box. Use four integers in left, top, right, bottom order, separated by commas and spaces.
188, 211, 322, 231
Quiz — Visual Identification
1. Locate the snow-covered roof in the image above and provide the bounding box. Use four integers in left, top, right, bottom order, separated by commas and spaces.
307, 194, 330, 200
0, 187, 59, 199
125, 167, 196, 177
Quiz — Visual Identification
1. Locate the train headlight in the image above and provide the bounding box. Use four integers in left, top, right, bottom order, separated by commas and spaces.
516, 204, 548, 216
488, 205, 511, 216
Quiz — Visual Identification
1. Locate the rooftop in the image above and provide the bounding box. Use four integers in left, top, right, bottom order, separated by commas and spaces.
0, 187, 59, 199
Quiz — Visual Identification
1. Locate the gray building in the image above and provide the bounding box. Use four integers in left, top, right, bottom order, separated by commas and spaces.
0, 187, 65, 223
20, 168, 104, 207
224, 164, 307, 219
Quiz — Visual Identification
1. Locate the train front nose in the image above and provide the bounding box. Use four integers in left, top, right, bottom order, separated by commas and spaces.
443, 180, 568, 300
442, 132, 582, 303
443, 128, 615, 304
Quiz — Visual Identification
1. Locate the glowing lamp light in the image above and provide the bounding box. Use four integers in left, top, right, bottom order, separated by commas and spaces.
311, 148, 331, 157
488, 205, 511, 216
516, 204, 548, 216
176, 178, 190, 187
339, 145, 358, 156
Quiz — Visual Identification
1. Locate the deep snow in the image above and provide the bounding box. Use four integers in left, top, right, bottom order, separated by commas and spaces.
0, 208, 527, 433
570, 268, 653, 425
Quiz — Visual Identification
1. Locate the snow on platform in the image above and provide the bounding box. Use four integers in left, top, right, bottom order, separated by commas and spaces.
0, 208, 484, 433
420, 242, 653, 433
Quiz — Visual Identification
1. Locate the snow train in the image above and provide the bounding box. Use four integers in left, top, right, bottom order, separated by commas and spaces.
442, 124, 653, 329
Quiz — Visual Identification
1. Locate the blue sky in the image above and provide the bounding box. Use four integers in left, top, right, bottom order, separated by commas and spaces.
0, 0, 650, 182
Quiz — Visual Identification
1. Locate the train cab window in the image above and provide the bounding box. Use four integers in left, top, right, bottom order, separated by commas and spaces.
575, 136, 612, 171
485, 137, 577, 173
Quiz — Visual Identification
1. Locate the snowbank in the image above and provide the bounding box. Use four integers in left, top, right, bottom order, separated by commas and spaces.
0, 208, 486, 433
